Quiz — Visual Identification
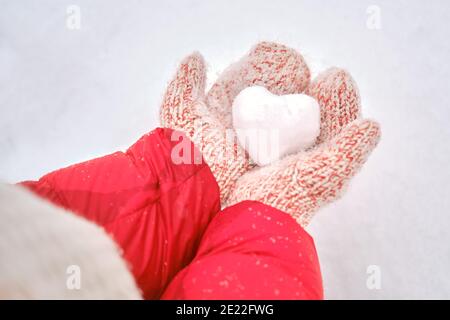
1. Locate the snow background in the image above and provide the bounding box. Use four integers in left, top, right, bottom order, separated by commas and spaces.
1, 0, 449, 299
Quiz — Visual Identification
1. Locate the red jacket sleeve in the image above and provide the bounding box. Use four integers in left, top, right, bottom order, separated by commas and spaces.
20, 128, 221, 299
161, 201, 323, 300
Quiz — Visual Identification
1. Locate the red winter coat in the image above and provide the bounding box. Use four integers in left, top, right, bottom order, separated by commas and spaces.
21, 128, 323, 300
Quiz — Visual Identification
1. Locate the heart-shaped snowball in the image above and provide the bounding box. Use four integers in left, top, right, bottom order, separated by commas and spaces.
232, 86, 320, 166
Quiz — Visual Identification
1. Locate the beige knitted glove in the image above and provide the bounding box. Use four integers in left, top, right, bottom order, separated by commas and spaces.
161, 42, 380, 227
226, 65, 381, 227
160, 42, 310, 202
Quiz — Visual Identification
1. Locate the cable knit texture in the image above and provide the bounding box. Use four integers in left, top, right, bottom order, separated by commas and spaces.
161, 41, 380, 226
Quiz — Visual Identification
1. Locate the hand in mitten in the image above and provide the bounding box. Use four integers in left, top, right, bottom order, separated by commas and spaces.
160, 42, 310, 202
226, 49, 381, 227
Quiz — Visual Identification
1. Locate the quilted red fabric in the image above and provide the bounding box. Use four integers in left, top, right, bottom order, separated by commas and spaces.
162, 201, 323, 299
21, 127, 322, 299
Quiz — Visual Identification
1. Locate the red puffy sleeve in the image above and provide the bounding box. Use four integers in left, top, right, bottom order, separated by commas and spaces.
20, 128, 221, 299
162, 201, 323, 300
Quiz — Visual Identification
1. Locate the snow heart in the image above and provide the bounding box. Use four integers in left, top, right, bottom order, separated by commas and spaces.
232, 86, 320, 166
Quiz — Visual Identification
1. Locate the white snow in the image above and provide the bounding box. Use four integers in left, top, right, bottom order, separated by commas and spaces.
232, 86, 320, 166
1, 0, 450, 299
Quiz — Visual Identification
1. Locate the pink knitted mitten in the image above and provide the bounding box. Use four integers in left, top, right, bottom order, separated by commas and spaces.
226, 65, 381, 227
161, 42, 380, 226
160, 42, 310, 202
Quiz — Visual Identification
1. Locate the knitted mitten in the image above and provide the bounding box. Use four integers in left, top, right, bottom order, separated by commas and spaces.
226, 67, 381, 227
206, 42, 310, 129
160, 42, 310, 202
